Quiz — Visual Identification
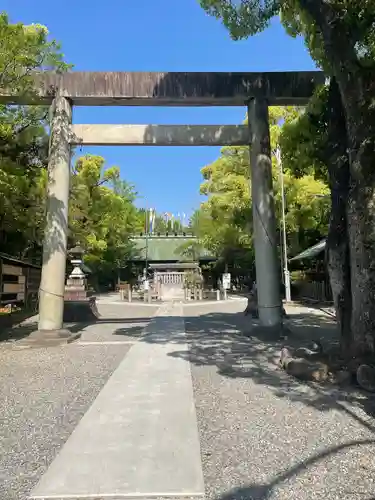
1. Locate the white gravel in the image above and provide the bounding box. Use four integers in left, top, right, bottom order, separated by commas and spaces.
0, 343, 131, 500
79, 303, 159, 343
184, 302, 375, 500
0, 301, 159, 500
2, 300, 375, 500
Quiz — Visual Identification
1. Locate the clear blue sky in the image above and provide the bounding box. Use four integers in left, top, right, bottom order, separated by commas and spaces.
4, 0, 316, 216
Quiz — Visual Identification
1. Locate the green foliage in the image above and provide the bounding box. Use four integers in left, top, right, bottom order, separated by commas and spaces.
0, 11, 71, 94
0, 12, 70, 259
0, 13, 143, 277
199, 1, 375, 73
193, 107, 330, 274
69, 154, 141, 275
279, 85, 330, 183
199, 0, 375, 355
199, 0, 280, 40
0, 13, 191, 285
0, 13, 145, 283
183, 270, 203, 289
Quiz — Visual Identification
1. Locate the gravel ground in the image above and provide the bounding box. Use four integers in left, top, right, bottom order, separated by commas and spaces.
0, 300, 159, 500
184, 301, 375, 500
79, 303, 160, 343
0, 343, 131, 500
3, 299, 375, 500
0, 302, 160, 345
96, 302, 160, 320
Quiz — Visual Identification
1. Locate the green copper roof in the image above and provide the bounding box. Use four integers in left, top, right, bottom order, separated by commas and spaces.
130, 236, 213, 261
289, 239, 326, 261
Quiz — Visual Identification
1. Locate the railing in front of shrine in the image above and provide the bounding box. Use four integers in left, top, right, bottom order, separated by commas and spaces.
156, 272, 185, 286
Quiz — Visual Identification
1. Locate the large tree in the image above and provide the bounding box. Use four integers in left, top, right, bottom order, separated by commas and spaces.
0, 14, 143, 287
199, 0, 375, 359
279, 85, 354, 351
0, 12, 70, 259
194, 107, 329, 278
69, 154, 140, 282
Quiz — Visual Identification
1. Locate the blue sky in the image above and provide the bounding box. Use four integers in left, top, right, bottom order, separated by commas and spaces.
4, 0, 316, 216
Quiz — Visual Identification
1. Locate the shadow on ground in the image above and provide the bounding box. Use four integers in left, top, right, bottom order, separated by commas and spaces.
215, 438, 375, 499
0, 320, 87, 343
109, 299, 375, 497
5, 302, 375, 434
0, 315, 155, 343
110, 305, 375, 433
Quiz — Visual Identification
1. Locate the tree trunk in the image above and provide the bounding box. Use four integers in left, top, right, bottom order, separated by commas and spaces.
338, 73, 375, 358
325, 79, 352, 357
345, 112, 375, 358
299, 0, 375, 358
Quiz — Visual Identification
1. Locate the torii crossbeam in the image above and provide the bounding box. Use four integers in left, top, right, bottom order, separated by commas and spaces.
0, 71, 324, 341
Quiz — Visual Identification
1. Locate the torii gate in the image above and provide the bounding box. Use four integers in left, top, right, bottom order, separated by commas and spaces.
1, 71, 324, 342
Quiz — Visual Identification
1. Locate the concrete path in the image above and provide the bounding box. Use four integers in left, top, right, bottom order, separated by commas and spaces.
31, 302, 204, 500
162, 285, 185, 301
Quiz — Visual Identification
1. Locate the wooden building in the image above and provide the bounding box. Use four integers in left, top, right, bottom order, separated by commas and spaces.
0, 253, 41, 307
289, 239, 332, 302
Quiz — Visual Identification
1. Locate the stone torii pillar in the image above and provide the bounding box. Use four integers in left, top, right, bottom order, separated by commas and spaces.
247, 98, 282, 328
29, 95, 78, 345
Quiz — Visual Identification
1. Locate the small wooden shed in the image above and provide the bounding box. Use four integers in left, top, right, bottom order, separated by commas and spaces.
0, 253, 41, 306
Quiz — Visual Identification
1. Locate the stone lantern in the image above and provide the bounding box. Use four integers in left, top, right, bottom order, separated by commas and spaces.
65, 245, 87, 301
63, 245, 99, 321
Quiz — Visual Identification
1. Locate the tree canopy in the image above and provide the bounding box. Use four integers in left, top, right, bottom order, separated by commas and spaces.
199, 0, 375, 358
68, 154, 140, 276
193, 107, 330, 277
0, 12, 69, 259
0, 14, 145, 286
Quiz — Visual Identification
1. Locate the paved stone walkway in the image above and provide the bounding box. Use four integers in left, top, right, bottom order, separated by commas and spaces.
162, 285, 185, 301
31, 302, 204, 499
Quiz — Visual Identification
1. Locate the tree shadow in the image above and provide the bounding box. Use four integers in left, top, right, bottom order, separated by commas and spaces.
108, 299, 375, 497
31, 72, 375, 429
144, 71, 324, 106
216, 438, 375, 499
41, 99, 72, 264
184, 309, 375, 430
110, 325, 146, 337
15, 71, 374, 496
0, 307, 155, 343
0, 317, 86, 343
139, 70, 351, 419
111, 305, 375, 431
41, 194, 68, 263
